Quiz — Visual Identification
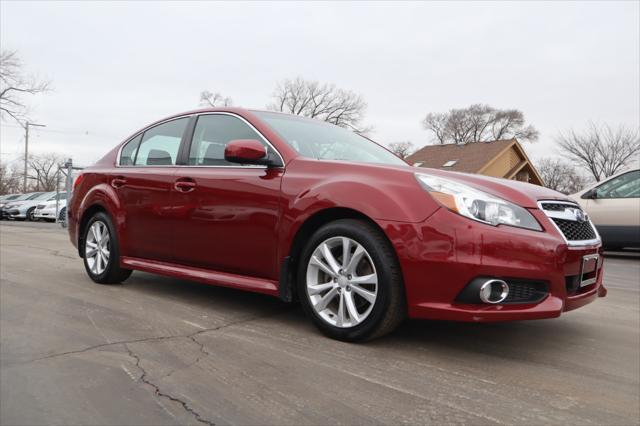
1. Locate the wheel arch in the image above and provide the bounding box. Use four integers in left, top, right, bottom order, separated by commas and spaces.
76, 184, 121, 258
279, 207, 398, 302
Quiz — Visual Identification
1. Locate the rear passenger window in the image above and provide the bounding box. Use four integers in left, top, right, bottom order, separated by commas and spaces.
189, 114, 269, 166
134, 118, 188, 166
119, 134, 142, 166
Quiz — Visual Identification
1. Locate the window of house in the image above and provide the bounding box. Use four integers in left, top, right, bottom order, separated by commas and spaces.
442, 160, 458, 167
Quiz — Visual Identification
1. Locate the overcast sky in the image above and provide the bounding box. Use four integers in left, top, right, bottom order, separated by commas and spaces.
1, 1, 638, 167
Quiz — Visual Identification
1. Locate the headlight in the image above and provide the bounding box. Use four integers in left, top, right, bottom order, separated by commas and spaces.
415, 174, 542, 231
4, 204, 17, 209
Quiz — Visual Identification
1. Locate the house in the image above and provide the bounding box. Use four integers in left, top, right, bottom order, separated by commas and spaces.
406, 139, 544, 186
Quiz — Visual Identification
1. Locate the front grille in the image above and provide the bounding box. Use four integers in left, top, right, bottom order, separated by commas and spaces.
504, 280, 548, 304
551, 218, 596, 241
540, 202, 569, 211
538, 200, 598, 243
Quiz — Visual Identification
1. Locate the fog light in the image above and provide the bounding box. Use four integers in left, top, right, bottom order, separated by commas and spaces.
479, 279, 509, 304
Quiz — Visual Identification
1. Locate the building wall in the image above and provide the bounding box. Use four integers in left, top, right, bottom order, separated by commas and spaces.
481, 147, 524, 178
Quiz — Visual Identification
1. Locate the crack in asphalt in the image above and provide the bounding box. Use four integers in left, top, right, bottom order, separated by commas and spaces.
28, 310, 286, 363
123, 343, 216, 426
162, 334, 214, 381
1, 243, 77, 260
20, 310, 290, 424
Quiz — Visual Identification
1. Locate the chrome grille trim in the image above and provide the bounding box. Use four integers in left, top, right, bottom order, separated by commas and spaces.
538, 200, 601, 247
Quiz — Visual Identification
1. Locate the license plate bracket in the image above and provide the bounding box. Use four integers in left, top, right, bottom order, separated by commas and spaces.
579, 254, 599, 287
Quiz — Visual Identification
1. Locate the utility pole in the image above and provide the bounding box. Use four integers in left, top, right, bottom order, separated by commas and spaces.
23, 121, 46, 192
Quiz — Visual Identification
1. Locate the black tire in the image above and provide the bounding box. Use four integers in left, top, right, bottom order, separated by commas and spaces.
82, 211, 132, 284
297, 219, 406, 342
58, 207, 66, 222
26, 207, 36, 222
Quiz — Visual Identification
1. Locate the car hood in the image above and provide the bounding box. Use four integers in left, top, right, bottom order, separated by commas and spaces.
412, 167, 570, 208
2, 200, 29, 208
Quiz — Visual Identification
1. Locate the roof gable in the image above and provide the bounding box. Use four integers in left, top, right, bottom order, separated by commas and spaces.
406, 139, 516, 173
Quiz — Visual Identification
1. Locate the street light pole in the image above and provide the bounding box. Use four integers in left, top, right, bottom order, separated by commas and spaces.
23, 121, 46, 192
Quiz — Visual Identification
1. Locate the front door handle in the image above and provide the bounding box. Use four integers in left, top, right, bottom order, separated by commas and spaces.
111, 177, 127, 189
174, 179, 196, 192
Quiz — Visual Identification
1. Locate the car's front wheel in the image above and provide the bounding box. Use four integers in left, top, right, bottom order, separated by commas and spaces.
26, 207, 36, 221
297, 219, 406, 342
83, 212, 132, 284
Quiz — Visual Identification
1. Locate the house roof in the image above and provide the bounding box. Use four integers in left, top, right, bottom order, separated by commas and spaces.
406, 139, 516, 173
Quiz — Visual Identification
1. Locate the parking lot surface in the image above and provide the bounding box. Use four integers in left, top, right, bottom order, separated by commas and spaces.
1, 221, 639, 425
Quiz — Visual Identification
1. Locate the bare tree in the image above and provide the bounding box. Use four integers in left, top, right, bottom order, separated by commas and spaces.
536, 157, 587, 194
422, 112, 449, 144
26, 153, 63, 192
0, 162, 22, 194
556, 122, 640, 182
388, 141, 415, 159
268, 77, 371, 133
422, 104, 539, 144
0, 50, 50, 123
199, 90, 232, 107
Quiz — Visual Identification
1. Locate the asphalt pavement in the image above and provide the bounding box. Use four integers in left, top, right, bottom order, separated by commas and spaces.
1, 221, 639, 425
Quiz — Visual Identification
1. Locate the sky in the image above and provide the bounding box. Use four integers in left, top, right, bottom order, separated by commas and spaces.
1, 1, 638, 167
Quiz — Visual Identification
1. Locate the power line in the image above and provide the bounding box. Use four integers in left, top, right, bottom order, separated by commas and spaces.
1, 123, 119, 139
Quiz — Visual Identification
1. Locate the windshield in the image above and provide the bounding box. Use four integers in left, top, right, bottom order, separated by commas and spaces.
30, 192, 51, 200
254, 111, 406, 166
47, 192, 67, 201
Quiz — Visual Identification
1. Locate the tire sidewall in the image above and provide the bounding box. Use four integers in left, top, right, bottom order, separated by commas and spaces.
297, 220, 397, 341
83, 212, 118, 283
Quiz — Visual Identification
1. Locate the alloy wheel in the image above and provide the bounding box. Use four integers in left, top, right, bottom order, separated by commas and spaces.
306, 236, 378, 328
85, 221, 111, 275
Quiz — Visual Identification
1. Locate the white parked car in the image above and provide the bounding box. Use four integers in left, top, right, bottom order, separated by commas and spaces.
1, 192, 46, 220
2, 192, 55, 221
571, 168, 640, 250
0, 194, 23, 209
34, 193, 68, 222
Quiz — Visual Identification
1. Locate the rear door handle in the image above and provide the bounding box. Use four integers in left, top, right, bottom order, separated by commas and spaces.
111, 177, 127, 189
174, 179, 196, 192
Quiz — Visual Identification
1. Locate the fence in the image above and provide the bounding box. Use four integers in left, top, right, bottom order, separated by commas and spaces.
57, 158, 83, 228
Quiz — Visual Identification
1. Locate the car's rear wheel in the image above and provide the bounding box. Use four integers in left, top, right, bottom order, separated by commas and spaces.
83, 212, 132, 284
297, 219, 406, 342
58, 207, 66, 222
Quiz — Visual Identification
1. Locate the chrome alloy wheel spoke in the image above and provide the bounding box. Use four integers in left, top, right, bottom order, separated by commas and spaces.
306, 236, 378, 328
85, 221, 110, 275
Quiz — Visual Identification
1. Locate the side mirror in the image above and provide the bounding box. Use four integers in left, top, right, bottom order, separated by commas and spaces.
581, 189, 597, 199
224, 139, 282, 167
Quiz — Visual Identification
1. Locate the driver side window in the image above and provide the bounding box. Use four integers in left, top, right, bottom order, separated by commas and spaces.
188, 114, 270, 166
595, 171, 640, 199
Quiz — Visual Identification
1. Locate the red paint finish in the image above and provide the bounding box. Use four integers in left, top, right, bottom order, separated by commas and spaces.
68, 107, 606, 321
224, 139, 267, 162
170, 167, 283, 279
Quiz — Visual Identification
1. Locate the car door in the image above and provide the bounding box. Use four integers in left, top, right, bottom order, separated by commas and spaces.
581, 170, 640, 245
171, 113, 284, 280
113, 116, 190, 261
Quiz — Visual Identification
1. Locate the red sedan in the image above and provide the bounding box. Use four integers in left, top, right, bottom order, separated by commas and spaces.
68, 108, 606, 341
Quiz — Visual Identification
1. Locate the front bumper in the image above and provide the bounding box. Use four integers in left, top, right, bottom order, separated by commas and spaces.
2, 209, 25, 219
379, 207, 606, 322
34, 208, 56, 219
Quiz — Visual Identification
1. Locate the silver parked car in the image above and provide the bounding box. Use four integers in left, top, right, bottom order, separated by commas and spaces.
1, 192, 53, 221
